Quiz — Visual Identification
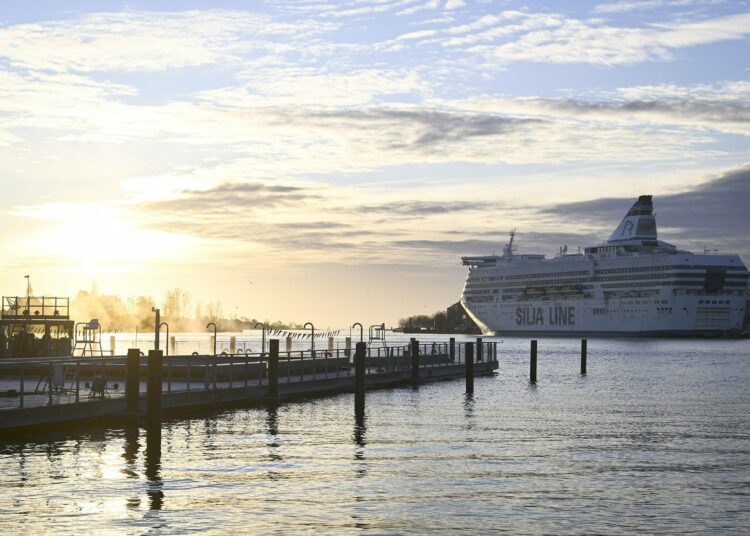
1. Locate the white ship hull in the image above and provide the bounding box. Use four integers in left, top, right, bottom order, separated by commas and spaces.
460, 196, 748, 338
461, 293, 747, 337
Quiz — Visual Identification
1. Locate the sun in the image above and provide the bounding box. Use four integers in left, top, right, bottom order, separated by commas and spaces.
23, 202, 193, 278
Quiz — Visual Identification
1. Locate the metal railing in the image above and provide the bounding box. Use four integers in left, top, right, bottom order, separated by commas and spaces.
0, 340, 498, 412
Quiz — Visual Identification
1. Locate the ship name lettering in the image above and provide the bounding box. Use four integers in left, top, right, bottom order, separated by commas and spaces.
515, 306, 576, 326
548, 306, 576, 326
516, 306, 545, 326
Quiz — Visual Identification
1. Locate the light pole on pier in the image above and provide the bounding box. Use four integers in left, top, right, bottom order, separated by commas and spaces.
304, 322, 315, 354
255, 322, 266, 355
351, 322, 364, 343
207, 322, 217, 355
159, 322, 169, 356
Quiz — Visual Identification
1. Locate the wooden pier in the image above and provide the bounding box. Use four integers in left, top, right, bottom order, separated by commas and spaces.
0, 338, 498, 435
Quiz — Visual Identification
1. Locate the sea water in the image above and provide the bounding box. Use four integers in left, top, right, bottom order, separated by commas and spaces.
1, 336, 748, 534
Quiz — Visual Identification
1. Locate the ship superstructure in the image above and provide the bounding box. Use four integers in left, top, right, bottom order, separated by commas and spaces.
460, 195, 748, 337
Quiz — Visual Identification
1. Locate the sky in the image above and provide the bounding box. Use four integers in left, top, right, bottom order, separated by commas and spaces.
0, 0, 748, 327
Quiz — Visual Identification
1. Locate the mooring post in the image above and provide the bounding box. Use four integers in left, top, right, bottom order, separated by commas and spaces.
530, 340, 537, 384
449, 337, 455, 361
581, 338, 587, 375
355, 341, 366, 411
147, 350, 163, 432
153, 308, 161, 351
465, 341, 474, 394
126, 348, 140, 414
230, 336, 236, 354
48, 363, 53, 406
268, 339, 279, 399
476, 337, 483, 362
169, 336, 176, 356
345, 336, 352, 357
110, 335, 116, 356
286, 335, 292, 354
410, 338, 420, 383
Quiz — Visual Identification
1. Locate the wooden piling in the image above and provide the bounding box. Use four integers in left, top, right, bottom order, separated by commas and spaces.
285, 336, 292, 354
230, 336, 236, 354
345, 336, 352, 357
449, 337, 455, 361
153, 309, 161, 351
169, 336, 176, 357
48, 363, 53, 406
476, 337, 483, 362
328, 336, 335, 353
268, 339, 279, 398
110, 335, 116, 356
410, 338, 420, 383
147, 350, 163, 430
126, 348, 140, 414
465, 341, 475, 393
530, 340, 537, 384
581, 338, 587, 375
355, 341, 366, 410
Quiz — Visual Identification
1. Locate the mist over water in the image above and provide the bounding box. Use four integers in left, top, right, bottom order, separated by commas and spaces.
1, 336, 749, 534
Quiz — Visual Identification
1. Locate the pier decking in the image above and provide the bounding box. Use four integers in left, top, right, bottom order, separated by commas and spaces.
0, 339, 498, 435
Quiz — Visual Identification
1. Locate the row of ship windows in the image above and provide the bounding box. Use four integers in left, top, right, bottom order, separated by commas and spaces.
674, 289, 744, 296
505, 271, 589, 280
468, 267, 748, 285
597, 266, 672, 274
594, 306, 672, 314
465, 272, 745, 291
476, 283, 747, 297
468, 295, 742, 304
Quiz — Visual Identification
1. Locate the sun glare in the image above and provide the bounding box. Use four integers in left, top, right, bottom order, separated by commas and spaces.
26, 203, 192, 277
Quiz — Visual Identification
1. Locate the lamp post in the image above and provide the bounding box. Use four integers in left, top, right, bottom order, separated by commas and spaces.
207, 322, 217, 355
159, 322, 169, 356
255, 322, 266, 355
351, 322, 364, 343
24, 275, 30, 318
304, 322, 315, 354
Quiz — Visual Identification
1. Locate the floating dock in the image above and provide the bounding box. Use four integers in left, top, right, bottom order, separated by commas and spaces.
0, 338, 498, 435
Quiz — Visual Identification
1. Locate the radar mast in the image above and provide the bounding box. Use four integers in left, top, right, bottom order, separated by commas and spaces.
503, 229, 517, 257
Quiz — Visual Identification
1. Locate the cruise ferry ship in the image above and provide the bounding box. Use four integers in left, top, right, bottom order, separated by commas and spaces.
460, 195, 748, 337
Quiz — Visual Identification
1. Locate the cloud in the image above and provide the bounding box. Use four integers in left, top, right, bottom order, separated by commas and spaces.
199, 68, 429, 107
540, 163, 750, 255
295, 108, 544, 151
0, 10, 335, 73
392, 231, 603, 255
138, 182, 322, 215
593, 0, 667, 13
592, 0, 725, 14
353, 200, 497, 216
440, 80, 750, 136
405, 10, 750, 66
397, 29, 438, 40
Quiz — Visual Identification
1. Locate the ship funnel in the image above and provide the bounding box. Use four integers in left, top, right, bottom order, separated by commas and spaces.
607, 195, 657, 243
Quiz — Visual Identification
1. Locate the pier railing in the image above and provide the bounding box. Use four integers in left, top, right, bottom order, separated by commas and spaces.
0, 340, 498, 412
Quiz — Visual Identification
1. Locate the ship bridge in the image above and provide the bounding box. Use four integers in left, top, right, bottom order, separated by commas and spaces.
462, 255, 499, 267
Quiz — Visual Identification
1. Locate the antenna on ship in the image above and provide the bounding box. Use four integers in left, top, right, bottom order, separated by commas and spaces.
503, 229, 517, 257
